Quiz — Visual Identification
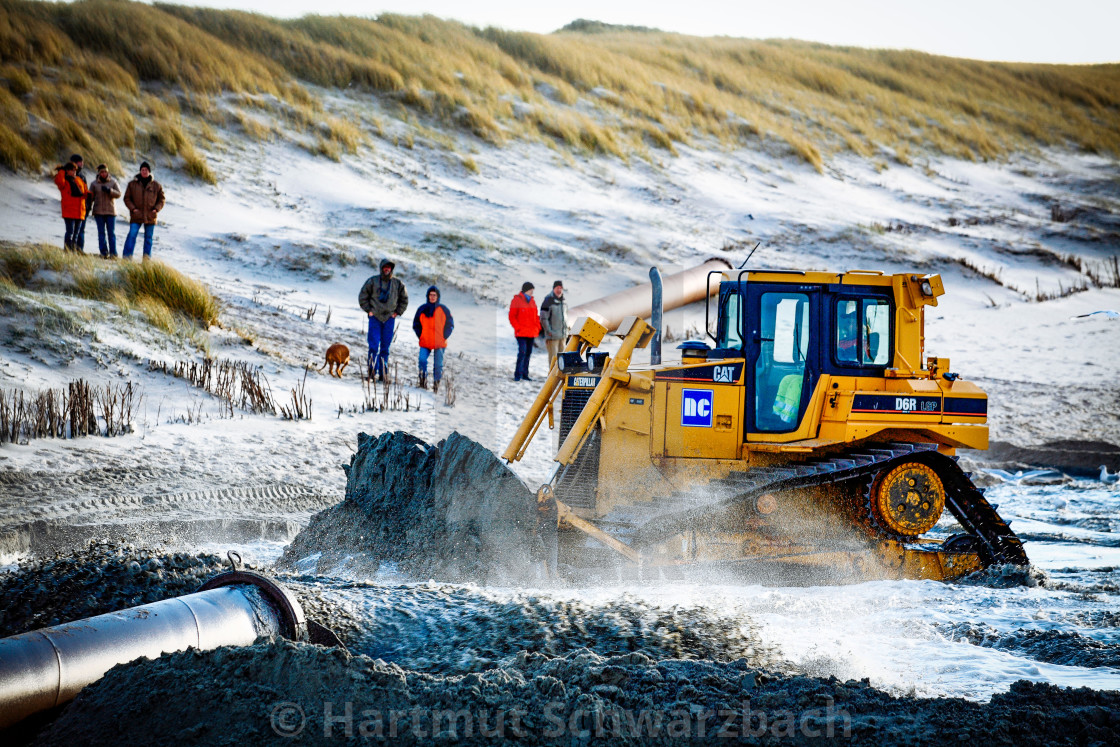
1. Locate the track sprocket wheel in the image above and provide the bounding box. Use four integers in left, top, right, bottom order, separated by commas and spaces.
868, 462, 946, 537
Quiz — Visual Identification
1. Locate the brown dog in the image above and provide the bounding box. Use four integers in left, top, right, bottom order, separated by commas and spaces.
318, 343, 350, 378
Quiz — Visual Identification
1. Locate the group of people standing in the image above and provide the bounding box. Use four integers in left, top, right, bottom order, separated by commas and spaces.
509, 280, 568, 382
53, 154, 165, 260
357, 260, 570, 389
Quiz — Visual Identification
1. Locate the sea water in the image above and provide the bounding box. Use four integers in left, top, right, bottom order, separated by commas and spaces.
564, 477, 1120, 700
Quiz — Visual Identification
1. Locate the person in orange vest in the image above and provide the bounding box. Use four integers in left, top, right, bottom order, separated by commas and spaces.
412, 285, 454, 392
508, 281, 541, 382
53, 158, 89, 252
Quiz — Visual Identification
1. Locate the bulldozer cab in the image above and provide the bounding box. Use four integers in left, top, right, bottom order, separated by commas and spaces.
712, 273, 896, 437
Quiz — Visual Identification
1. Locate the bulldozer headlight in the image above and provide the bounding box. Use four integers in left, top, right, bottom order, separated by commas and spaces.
920, 280, 933, 296
557, 352, 584, 373
587, 352, 609, 374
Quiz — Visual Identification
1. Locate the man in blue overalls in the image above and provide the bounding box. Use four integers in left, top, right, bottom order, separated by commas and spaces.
358, 259, 409, 381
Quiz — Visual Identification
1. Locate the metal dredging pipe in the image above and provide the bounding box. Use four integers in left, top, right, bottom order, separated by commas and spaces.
0, 553, 324, 730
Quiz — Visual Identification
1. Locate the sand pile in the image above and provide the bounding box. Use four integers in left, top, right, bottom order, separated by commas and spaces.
280, 431, 540, 584
940, 622, 1120, 669
33, 640, 1120, 745
285, 578, 786, 674
982, 440, 1120, 476
0, 542, 227, 637
6, 546, 1120, 745
0, 544, 784, 675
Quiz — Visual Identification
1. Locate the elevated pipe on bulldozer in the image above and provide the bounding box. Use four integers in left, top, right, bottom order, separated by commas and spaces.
568, 258, 731, 333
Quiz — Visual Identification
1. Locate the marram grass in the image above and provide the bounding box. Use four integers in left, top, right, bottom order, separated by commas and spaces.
0, 242, 220, 330
1, 0, 1118, 180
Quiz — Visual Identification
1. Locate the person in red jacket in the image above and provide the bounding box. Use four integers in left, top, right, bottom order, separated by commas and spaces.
53, 159, 89, 252
509, 281, 541, 382
412, 285, 454, 392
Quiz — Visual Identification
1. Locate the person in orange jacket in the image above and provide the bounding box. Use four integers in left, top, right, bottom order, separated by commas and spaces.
53, 158, 89, 252
412, 285, 454, 392
508, 281, 541, 381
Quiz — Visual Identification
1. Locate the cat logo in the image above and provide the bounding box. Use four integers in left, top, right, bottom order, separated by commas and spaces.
713, 366, 735, 383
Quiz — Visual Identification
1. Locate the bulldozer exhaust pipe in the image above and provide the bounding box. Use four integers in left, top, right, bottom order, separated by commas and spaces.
650, 266, 663, 365
0, 553, 327, 730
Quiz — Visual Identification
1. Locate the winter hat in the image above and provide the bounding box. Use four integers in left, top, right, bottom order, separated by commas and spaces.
553, 280, 563, 289
139, 161, 151, 171
521, 282, 535, 293
69, 154, 83, 164
96, 164, 107, 171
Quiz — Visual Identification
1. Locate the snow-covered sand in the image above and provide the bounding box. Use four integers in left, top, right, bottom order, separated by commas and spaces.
2, 108, 1120, 709
2, 123, 1118, 525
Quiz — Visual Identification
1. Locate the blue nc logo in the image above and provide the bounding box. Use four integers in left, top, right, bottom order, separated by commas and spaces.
681, 389, 714, 427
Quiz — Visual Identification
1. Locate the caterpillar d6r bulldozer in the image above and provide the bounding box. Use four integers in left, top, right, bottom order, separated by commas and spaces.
503, 268, 1028, 583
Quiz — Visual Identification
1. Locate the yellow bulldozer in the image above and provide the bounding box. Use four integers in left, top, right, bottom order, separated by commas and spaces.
503, 267, 1027, 583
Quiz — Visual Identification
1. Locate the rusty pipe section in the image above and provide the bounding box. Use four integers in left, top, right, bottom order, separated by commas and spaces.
0, 561, 308, 729
569, 258, 731, 332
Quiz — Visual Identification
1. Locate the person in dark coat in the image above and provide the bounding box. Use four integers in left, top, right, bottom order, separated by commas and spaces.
539, 279, 569, 368
412, 285, 454, 392
121, 161, 165, 260
358, 259, 409, 381
89, 164, 122, 258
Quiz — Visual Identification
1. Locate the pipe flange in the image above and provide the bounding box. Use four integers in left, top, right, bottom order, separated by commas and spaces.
198, 554, 307, 642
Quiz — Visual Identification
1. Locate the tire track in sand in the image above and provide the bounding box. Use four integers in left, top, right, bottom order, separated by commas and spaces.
0, 481, 334, 528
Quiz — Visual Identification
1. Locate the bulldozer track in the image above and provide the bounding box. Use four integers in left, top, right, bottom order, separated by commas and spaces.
629, 442, 1028, 566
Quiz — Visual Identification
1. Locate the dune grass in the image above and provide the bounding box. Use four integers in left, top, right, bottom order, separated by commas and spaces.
1, 0, 1118, 178
0, 242, 220, 333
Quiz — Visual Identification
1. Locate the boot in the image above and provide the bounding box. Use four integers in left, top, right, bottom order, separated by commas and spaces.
433, 378, 440, 393
419, 372, 427, 390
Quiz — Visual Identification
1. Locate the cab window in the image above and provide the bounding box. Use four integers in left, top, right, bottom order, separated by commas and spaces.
755, 292, 810, 431
835, 298, 891, 367
717, 291, 743, 349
